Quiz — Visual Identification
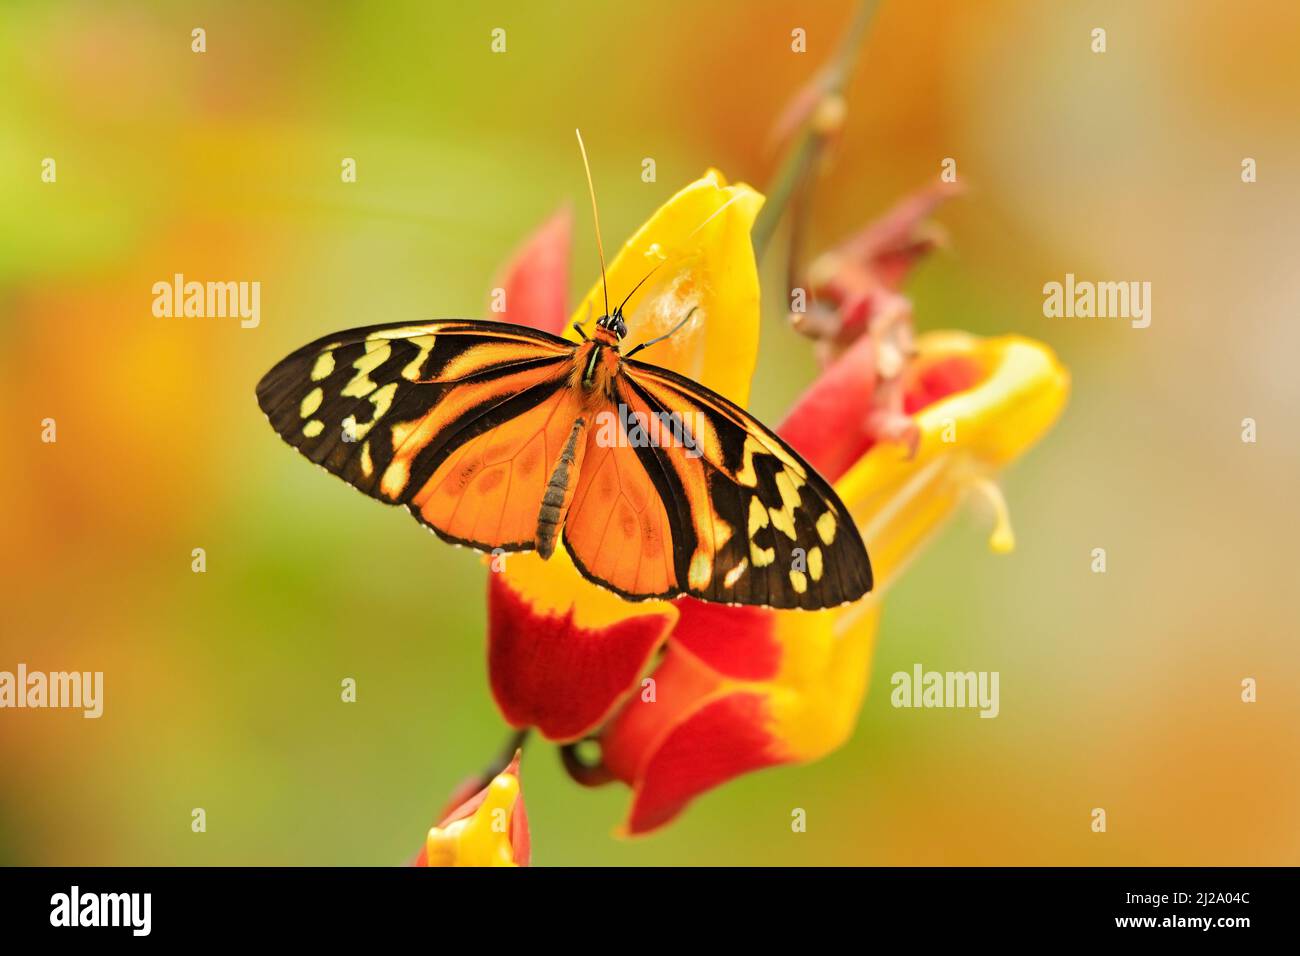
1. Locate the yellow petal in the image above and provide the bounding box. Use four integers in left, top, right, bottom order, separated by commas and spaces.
764, 602, 883, 761
568, 170, 765, 405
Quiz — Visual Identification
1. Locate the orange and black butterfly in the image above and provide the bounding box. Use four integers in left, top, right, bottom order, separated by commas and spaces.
256, 308, 872, 609
255, 137, 872, 609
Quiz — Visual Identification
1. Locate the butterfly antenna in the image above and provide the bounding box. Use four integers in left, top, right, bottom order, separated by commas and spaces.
575, 129, 610, 320
614, 258, 669, 317
624, 306, 698, 359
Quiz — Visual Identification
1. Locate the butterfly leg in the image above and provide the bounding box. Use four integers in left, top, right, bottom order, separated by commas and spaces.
535, 416, 589, 559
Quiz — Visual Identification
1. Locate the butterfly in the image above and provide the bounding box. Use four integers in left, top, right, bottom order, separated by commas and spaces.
256, 306, 872, 609
255, 134, 873, 610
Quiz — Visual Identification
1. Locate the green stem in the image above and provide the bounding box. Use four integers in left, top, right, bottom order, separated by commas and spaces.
752, 0, 882, 261
753, 135, 820, 261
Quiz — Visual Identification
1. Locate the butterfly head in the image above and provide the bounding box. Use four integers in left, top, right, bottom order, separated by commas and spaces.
594, 310, 628, 343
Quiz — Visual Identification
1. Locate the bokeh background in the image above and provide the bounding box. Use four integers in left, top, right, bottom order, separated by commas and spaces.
3, 0, 1298, 865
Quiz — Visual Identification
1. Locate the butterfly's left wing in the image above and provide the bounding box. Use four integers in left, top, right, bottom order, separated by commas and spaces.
561, 359, 874, 610
256, 319, 580, 551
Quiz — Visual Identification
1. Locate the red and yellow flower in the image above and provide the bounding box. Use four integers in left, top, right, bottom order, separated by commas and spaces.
482, 172, 1069, 834
415, 752, 531, 867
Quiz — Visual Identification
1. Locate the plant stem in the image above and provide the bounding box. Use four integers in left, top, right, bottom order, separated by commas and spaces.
752, 0, 882, 261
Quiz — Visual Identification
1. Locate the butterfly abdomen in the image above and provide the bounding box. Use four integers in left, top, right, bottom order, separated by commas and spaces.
536, 415, 588, 559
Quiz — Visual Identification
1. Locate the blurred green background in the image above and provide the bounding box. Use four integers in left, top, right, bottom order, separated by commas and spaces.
3, 0, 1297, 865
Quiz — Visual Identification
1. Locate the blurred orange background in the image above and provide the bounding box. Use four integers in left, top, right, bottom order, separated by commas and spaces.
2, 0, 1297, 865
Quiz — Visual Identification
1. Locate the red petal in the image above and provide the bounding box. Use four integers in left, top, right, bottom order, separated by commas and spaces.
850, 182, 959, 275
487, 572, 676, 742
601, 647, 722, 786
511, 796, 532, 867
668, 598, 780, 681
621, 692, 782, 835
903, 353, 983, 414
810, 182, 960, 344
780, 335, 985, 482
778, 331, 879, 482
493, 205, 572, 335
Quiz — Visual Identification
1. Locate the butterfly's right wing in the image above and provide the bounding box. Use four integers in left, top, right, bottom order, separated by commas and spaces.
256, 319, 581, 551
560, 357, 872, 609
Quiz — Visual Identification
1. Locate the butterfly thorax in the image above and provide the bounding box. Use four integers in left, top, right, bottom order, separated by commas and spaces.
573, 338, 621, 401
573, 311, 628, 397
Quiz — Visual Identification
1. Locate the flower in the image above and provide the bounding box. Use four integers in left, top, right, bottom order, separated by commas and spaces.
601, 331, 1068, 832
486, 170, 764, 743
491, 205, 573, 338
415, 753, 531, 867
482, 175, 1068, 834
